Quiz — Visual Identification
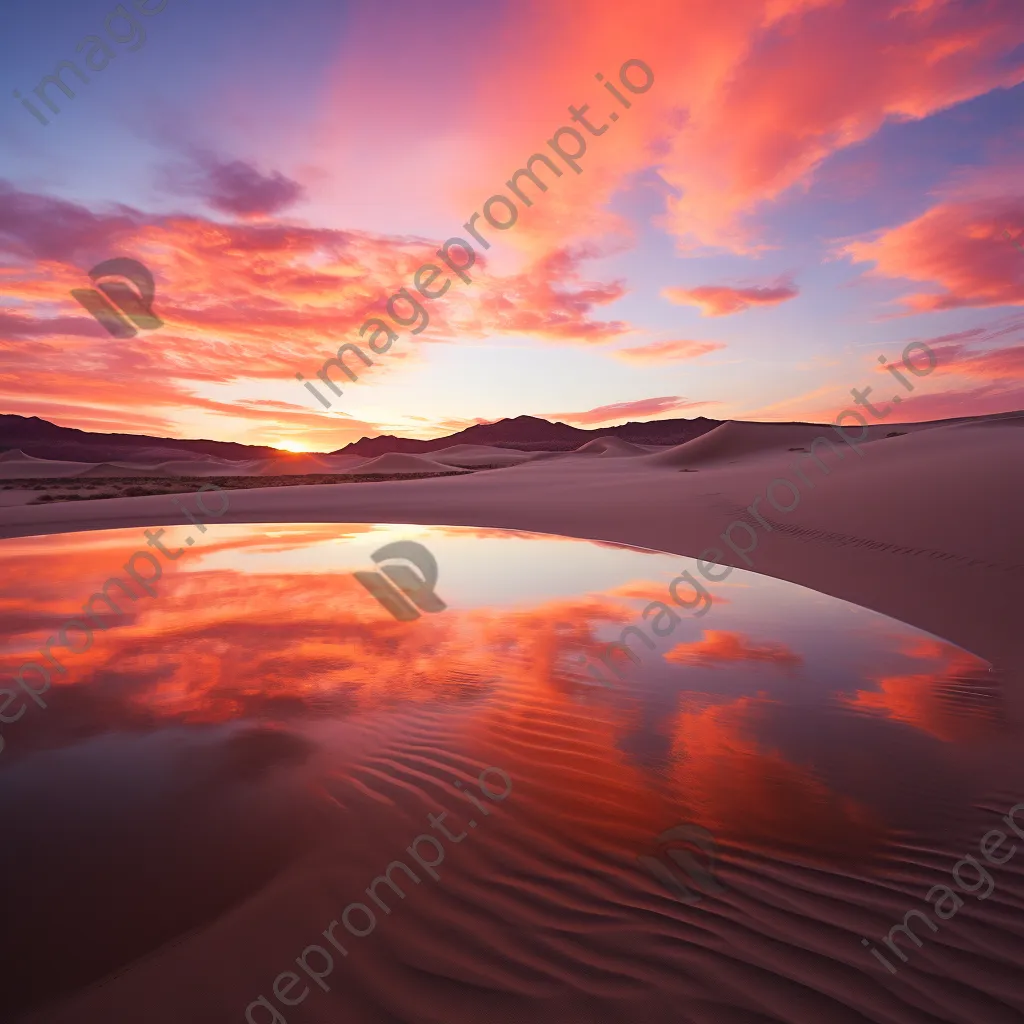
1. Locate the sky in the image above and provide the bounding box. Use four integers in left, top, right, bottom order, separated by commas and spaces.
1, 0, 1023, 453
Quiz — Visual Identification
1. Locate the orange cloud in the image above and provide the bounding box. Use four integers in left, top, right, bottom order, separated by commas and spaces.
610, 580, 729, 607
0, 527, 647, 753
458, 245, 630, 343
843, 190, 1024, 312
0, 185, 636, 445
613, 338, 726, 363
666, 696, 886, 859
839, 637, 996, 742
869, 333, 1024, 418
338, 0, 1024, 257
664, 630, 803, 670
742, 316, 1024, 422
429, 415, 495, 434
662, 279, 799, 316
656, 0, 1024, 251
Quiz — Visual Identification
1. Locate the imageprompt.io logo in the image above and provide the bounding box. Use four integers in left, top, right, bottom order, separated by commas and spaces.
354, 541, 447, 622
637, 824, 727, 905
71, 257, 163, 339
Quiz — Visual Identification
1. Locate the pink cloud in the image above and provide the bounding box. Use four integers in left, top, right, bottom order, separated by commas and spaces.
431, 416, 494, 433
464, 245, 630, 343
743, 322, 1024, 422
0, 310, 94, 339
923, 336, 1024, 381
657, 0, 1024, 250
843, 189, 1024, 312
0, 184, 639, 445
335, 0, 1024, 257
874, 334, 1024, 418
866, 383, 1024, 421
614, 338, 726, 363
662, 279, 798, 316
0, 180, 142, 262
543, 396, 717, 426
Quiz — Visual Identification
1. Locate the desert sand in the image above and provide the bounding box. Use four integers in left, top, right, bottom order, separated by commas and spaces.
2, 413, 1022, 1024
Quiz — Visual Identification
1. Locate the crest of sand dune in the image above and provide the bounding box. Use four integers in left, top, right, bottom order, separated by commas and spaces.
120, 447, 217, 463
74, 463, 179, 479
348, 452, 470, 475
247, 452, 337, 475
938, 409, 1024, 432
573, 436, 648, 457
642, 419, 906, 468
428, 444, 536, 467
0, 454, 99, 479
148, 458, 262, 477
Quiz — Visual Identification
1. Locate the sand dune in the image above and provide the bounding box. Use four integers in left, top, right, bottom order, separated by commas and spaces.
250, 453, 336, 475
939, 409, 1024, 432
119, 446, 223, 463
574, 436, 648, 457
0, 451, 373, 483
428, 444, 535, 467
148, 458, 262, 477
232, 454, 372, 476
348, 452, 471, 474
643, 419, 902, 468
0, 451, 248, 481
321, 454, 371, 470
0, 455, 99, 480
74, 462, 178, 479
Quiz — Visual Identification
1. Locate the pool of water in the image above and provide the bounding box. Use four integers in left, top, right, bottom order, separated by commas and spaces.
0, 522, 1016, 1024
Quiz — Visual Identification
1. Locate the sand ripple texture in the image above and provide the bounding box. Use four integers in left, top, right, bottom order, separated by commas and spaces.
16, 675, 1024, 1024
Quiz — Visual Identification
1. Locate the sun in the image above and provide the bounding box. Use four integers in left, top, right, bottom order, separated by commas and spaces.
274, 440, 311, 454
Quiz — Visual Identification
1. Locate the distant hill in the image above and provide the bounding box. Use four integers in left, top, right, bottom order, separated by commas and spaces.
0, 415, 282, 463
0, 412, 723, 462
2, 410, 1017, 465
334, 415, 724, 455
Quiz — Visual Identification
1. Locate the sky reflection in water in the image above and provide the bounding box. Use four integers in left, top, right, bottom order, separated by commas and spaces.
0, 522, 1008, 1018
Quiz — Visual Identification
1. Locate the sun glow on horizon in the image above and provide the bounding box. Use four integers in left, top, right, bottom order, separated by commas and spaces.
274, 440, 312, 453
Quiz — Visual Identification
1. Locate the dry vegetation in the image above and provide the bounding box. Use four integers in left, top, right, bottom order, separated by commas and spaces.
2, 471, 475, 505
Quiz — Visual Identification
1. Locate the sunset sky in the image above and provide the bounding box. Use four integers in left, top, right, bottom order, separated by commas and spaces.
2, 0, 1023, 453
